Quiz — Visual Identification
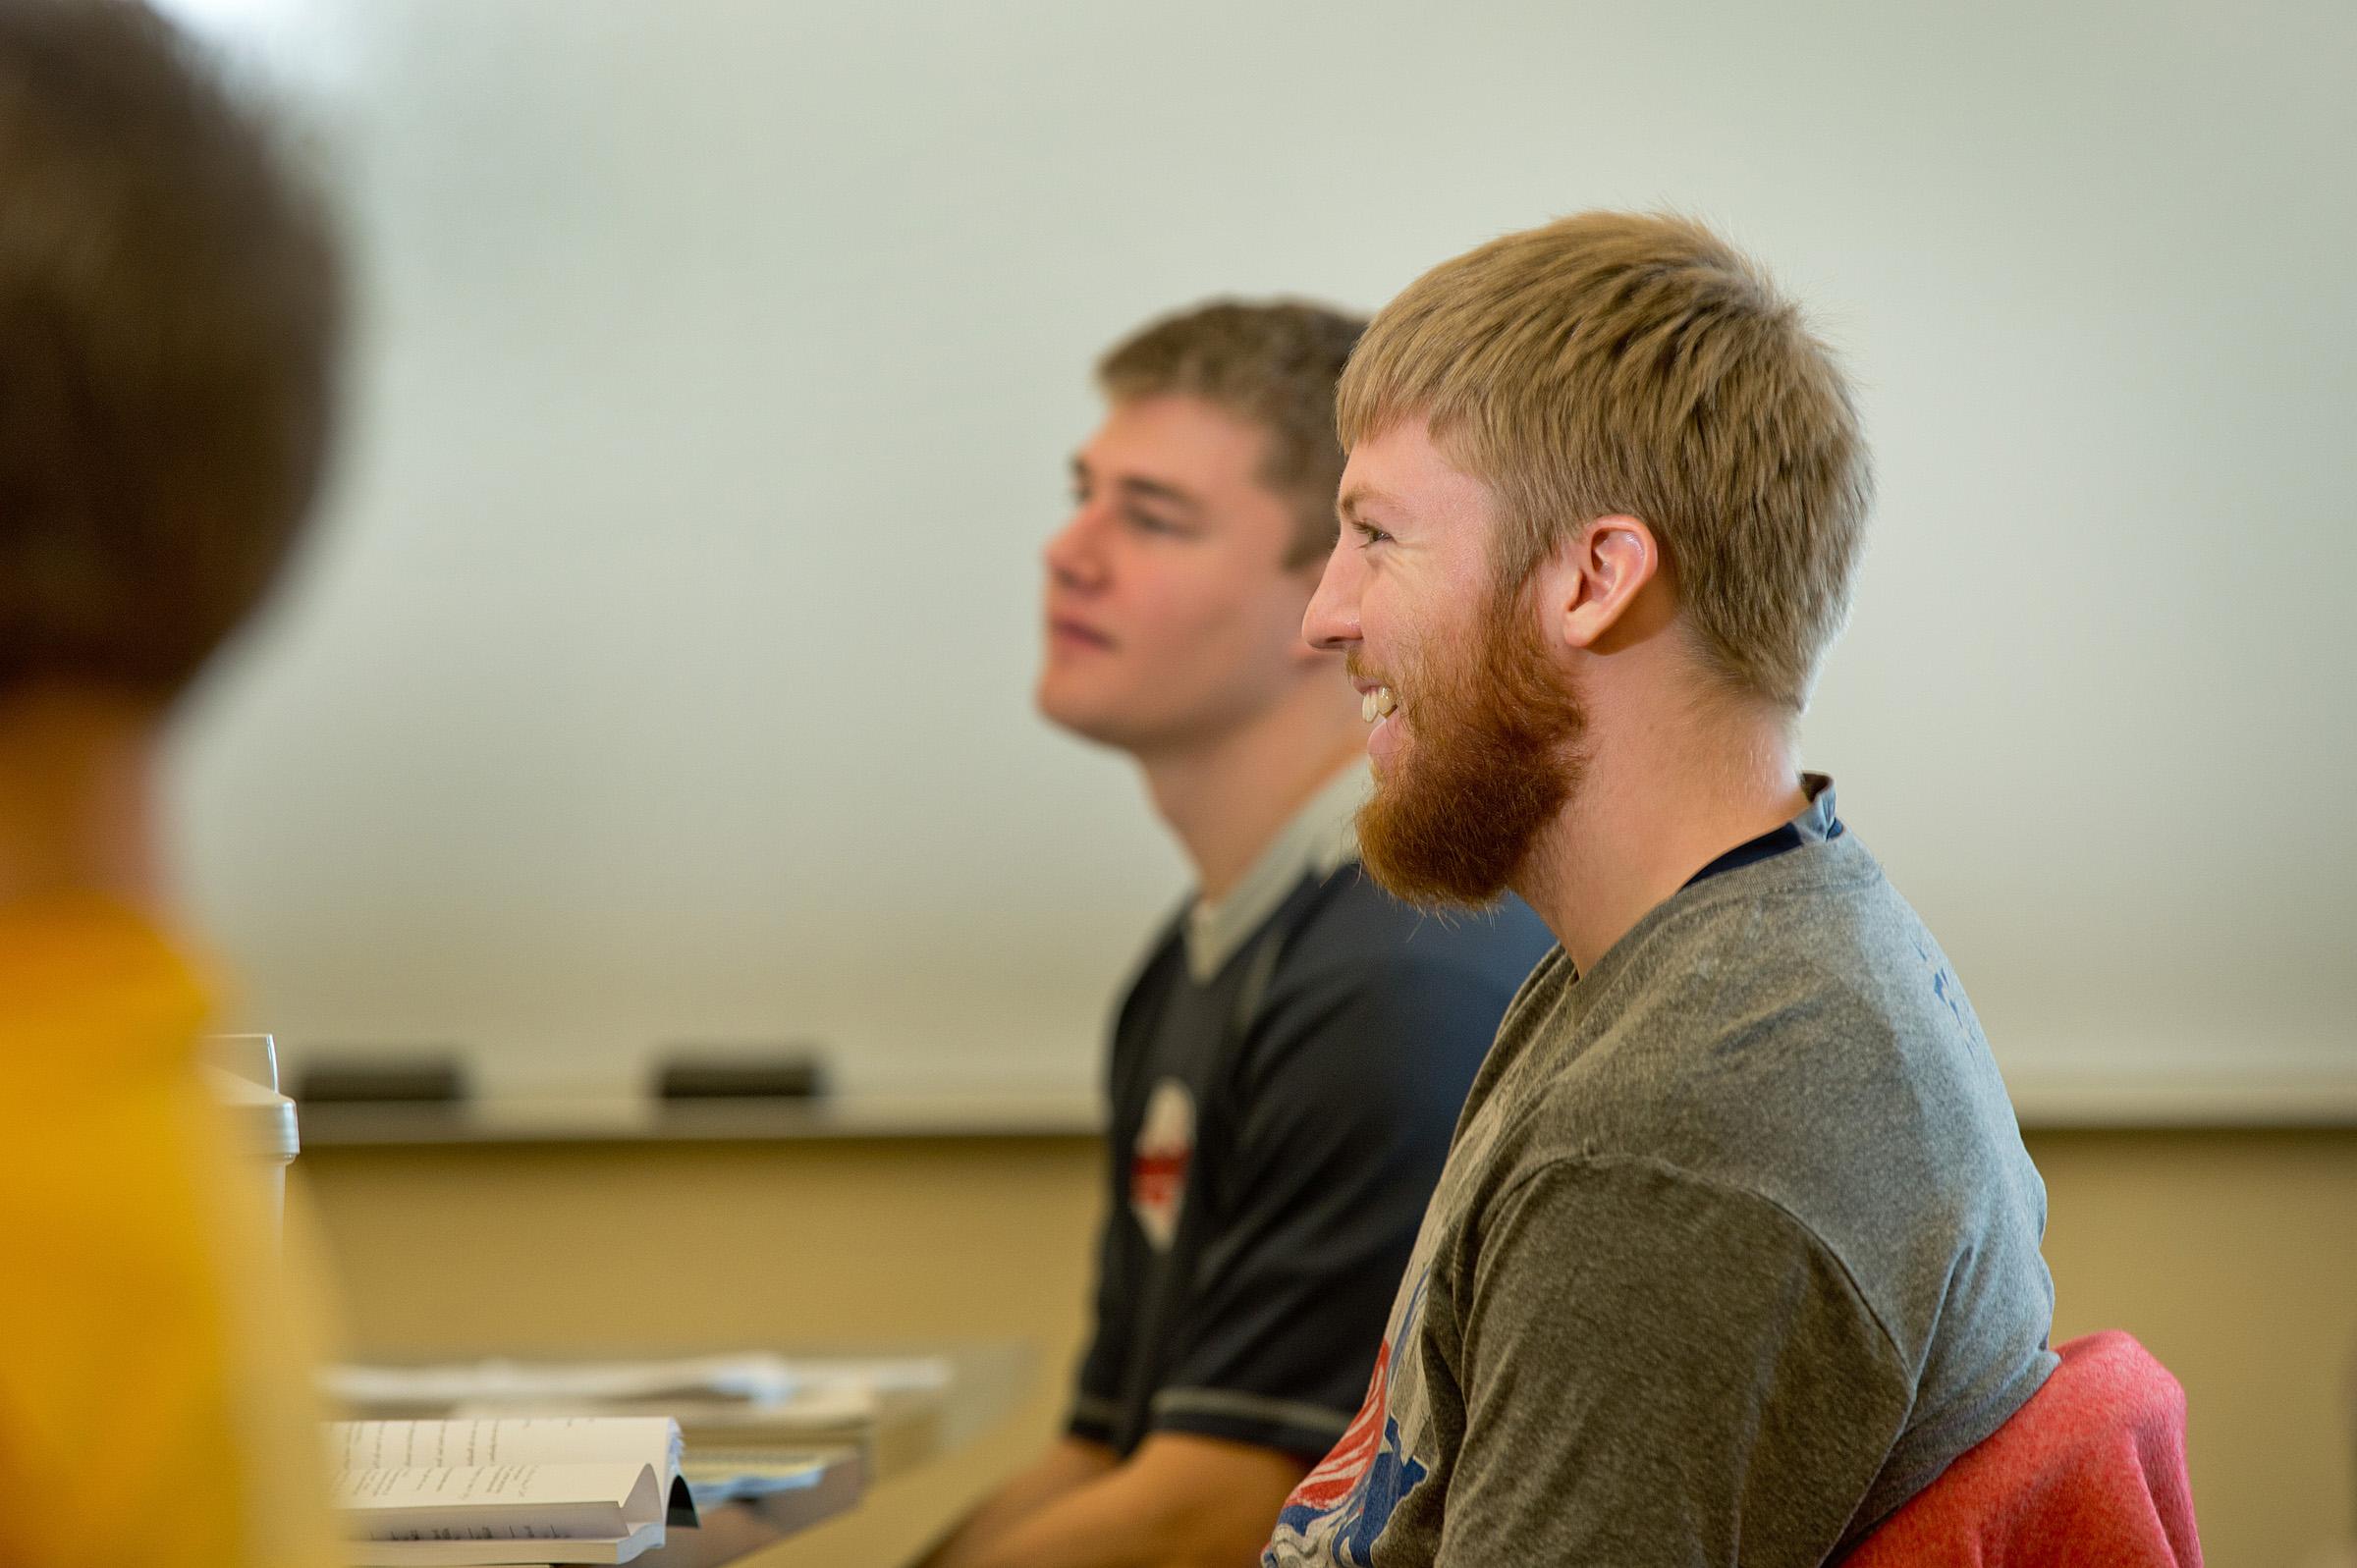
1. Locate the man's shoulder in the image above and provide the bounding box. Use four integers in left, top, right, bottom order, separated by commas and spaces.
1516, 933, 2010, 1190
1474, 847, 2046, 1338
1574, 838, 1981, 1068
1233, 873, 1551, 1110
1641, 831, 1927, 985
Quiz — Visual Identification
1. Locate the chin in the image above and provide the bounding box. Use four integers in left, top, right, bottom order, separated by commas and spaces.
1039, 693, 1131, 750
1035, 673, 1094, 729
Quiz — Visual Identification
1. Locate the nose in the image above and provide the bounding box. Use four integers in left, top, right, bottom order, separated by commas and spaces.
1043, 501, 1109, 591
1302, 539, 1362, 652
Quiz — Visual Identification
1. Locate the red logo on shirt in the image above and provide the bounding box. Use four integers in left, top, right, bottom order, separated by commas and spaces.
1268, 1270, 1431, 1565
1129, 1078, 1195, 1251
1289, 1337, 1394, 1510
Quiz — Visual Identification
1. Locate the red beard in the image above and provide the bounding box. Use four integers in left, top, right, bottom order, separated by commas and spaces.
1354, 583, 1586, 909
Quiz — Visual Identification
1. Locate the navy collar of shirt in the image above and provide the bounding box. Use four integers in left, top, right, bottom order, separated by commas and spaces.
1682, 774, 1844, 890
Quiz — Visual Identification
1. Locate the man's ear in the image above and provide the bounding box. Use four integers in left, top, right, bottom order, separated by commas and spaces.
1529, 514, 1665, 654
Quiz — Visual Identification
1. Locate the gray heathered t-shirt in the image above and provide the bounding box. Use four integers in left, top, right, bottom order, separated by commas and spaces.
1263, 792, 2056, 1568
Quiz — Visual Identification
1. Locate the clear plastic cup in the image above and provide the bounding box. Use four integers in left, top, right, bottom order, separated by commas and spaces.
202, 1033, 299, 1243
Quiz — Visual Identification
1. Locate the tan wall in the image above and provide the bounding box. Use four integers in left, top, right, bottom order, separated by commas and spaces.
299, 1127, 2357, 1568
2031, 1131, 2357, 1568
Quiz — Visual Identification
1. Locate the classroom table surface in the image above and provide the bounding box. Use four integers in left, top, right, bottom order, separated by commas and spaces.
645, 1343, 1030, 1567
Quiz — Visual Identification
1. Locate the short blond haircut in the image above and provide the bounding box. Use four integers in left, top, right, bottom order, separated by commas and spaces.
1099, 298, 1366, 568
1339, 212, 1872, 712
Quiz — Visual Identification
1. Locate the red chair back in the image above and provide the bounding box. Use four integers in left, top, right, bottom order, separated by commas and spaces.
1844, 1330, 2200, 1567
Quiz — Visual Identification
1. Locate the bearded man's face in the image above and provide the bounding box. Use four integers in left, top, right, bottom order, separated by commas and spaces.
1307, 421, 1586, 909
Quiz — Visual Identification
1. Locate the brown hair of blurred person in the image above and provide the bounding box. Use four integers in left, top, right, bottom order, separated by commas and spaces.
0, 0, 342, 913
1097, 299, 1363, 567
0, 0, 344, 706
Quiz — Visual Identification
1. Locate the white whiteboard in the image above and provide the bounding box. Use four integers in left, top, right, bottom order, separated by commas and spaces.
159, 0, 2356, 1111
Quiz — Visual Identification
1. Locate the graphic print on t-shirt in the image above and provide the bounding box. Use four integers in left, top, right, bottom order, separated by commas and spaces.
1265, 1270, 1432, 1566
1129, 1077, 1195, 1251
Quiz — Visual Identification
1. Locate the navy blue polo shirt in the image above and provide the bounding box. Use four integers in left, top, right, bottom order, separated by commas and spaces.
1069, 793, 1554, 1464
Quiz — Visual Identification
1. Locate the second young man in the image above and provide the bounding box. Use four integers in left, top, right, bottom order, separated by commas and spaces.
920, 302, 1552, 1568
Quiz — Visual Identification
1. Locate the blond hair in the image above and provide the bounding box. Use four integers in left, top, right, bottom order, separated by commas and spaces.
1339, 212, 1871, 711
1098, 298, 1366, 567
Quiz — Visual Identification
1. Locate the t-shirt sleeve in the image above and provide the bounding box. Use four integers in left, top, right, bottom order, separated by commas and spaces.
1439, 1156, 1915, 1568
1145, 955, 1496, 1463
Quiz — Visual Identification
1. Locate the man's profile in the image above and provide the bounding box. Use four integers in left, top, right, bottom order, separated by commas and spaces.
1265, 211, 2056, 1568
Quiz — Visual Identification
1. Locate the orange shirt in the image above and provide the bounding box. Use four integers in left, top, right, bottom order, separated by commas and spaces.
0, 894, 341, 1567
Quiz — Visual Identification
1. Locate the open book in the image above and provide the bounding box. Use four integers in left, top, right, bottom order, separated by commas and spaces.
329, 1418, 698, 1565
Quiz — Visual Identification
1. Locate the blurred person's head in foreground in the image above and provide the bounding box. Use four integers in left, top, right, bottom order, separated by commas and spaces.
0, 9, 352, 1566
0, 0, 344, 909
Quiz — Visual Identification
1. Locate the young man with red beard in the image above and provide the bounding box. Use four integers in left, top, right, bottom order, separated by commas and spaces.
1262, 214, 2057, 1568
917, 302, 1552, 1568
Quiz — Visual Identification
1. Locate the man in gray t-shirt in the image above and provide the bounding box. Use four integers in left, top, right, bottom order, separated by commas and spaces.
1263, 211, 2057, 1567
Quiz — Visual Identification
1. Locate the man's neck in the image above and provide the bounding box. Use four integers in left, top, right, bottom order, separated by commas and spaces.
1515, 691, 1809, 975
1137, 691, 1367, 904
0, 686, 165, 914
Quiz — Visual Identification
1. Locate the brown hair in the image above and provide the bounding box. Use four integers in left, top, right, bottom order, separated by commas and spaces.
1097, 298, 1366, 567
1339, 212, 1872, 711
0, 0, 346, 702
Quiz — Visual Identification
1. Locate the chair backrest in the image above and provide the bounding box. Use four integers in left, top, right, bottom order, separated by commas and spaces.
1844, 1330, 2201, 1568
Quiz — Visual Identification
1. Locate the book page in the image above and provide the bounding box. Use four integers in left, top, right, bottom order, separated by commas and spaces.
338, 1461, 656, 1541
331, 1418, 680, 1474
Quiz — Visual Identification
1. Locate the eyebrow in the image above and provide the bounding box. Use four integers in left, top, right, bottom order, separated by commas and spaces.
1071, 456, 1204, 516
1336, 483, 1396, 523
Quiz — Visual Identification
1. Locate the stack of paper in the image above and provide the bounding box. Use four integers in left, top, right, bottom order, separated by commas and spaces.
329, 1418, 695, 1566
330, 1353, 952, 1456
329, 1354, 798, 1416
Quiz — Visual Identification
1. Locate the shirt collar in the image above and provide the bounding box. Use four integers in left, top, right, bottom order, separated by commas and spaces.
1680, 772, 1844, 890
1183, 761, 1370, 983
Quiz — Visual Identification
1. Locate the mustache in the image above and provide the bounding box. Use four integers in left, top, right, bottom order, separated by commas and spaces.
1344, 651, 1393, 687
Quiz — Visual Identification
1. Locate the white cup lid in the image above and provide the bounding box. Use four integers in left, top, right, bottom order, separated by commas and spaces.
201, 1064, 300, 1163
